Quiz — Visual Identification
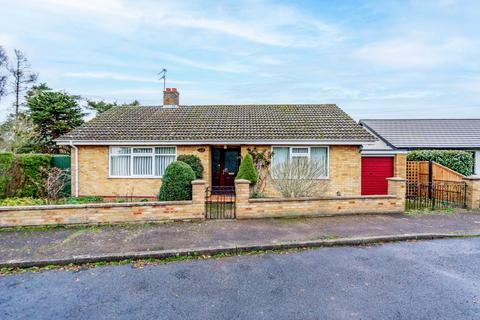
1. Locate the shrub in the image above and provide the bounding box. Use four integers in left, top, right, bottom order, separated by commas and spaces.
0, 153, 15, 198
407, 150, 474, 176
177, 154, 204, 179
158, 161, 196, 201
0, 197, 44, 206
62, 196, 103, 205
235, 154, 258, 185
271, 160, 328, 198
17, 154, 52, 197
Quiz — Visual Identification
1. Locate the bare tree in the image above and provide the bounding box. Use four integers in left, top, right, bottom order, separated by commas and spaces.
271, 160, 328, 198
8, 49, 37, 117
0, 46, 7, 100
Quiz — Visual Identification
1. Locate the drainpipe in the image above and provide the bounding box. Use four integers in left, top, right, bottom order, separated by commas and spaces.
70, 141, 79, 197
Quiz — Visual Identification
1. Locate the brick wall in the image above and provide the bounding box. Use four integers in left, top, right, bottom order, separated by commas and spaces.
72, 145, 210, 198
235, 178, 405, 219
73, 144, 363, 198
0, 180, 206, 228
241, 145, 362, 197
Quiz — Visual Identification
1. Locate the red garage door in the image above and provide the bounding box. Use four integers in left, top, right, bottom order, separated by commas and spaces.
361, 157, 394, 195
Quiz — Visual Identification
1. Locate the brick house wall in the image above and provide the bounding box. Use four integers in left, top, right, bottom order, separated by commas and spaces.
71, 145, 210, 198
72, 144, 405, 198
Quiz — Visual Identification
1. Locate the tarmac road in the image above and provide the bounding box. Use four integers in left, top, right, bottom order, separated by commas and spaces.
1, 238, 479, 319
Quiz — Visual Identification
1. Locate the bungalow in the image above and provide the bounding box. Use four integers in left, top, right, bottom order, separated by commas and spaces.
360, 119, 480, 174
56, 89, 406, 199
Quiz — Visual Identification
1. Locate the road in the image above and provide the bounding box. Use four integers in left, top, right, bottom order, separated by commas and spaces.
1, 238, 479, 320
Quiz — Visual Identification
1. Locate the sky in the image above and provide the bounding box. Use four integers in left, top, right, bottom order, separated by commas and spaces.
0, 0, 479, 122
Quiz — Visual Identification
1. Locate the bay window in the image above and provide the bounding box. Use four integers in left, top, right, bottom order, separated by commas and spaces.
271, 146, 329, 178
109, 146, 176, 178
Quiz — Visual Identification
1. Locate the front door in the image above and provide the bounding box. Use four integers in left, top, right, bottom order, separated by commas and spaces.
212, 147, 241, 187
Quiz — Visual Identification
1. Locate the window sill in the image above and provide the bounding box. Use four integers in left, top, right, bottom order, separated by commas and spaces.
108, 176, 163, 179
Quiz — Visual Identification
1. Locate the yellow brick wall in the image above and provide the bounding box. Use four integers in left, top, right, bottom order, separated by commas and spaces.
240, 145, 361, 197
73, 144, 361, 198
394, 154, 407, 179
0, 180, 207, 227
72, 145, 210, 198
235, 179, 405, 219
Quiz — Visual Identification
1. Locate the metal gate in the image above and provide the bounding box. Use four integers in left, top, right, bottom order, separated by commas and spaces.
205, 186, 236, 219
406, 181, 467, 210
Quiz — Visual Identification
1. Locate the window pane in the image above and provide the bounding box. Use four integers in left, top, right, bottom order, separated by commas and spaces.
133, 147, 153, 154
133, 156, 153, 175
111, 147, 131, 155
311, 147, 328, 177
111, 156, 130, 176
291, 147, 309, 154
155, 155, 176, 176
272, 147, 289, 167
155, 147, 175, 155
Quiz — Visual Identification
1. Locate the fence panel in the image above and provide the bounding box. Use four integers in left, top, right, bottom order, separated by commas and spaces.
52, 155, 71, 197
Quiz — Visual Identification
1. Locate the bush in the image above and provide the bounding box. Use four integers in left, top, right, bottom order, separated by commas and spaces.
17, 154, 52, 197
177, 154, 204, 179
235, 154, 258, 185
158, 161, 196, 201
0, 153, 15, 198
407, 150, 474, 176
0, 197, 44, 206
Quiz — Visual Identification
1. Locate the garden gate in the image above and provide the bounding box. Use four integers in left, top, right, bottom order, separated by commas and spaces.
205, 186, 236, 219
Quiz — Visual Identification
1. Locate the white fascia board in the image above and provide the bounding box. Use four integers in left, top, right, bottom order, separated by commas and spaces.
57, 140, 372, 146
361, 150, 407, 155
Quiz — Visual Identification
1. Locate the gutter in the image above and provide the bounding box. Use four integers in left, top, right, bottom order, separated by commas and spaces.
69, 141, 79, 197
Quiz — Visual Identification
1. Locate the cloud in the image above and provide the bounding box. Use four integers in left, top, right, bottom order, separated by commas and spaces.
28, 0, 341, 48
354, 34, 473, 68
0, 33, 17, 51
63, 71, 193, 84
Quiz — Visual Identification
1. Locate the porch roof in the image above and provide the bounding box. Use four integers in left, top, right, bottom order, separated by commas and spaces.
57, 104, 375, 144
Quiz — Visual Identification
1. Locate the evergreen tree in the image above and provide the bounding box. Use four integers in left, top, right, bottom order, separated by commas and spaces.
27, 90, 84, 153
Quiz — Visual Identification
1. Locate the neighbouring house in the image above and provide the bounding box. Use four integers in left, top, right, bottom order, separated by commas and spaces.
360, 119, 480, 175
56, 88, 405, 200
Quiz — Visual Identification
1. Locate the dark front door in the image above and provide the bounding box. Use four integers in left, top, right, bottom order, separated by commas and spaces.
212, 147, 241, 187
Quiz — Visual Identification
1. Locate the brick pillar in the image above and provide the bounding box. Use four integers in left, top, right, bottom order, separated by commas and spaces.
191, 180, 206, 218
463, 176, 480, 210
235, 179, 250, 218
387, 177, 406, 207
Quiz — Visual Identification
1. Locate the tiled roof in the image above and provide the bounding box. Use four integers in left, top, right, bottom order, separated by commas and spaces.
58, 104, 375, 143
360, 119, 480, 149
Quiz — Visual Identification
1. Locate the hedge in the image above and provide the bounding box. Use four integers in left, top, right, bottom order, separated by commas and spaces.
17, 154, 53, 197
0, 153, 53, 198
0, 153, 15, 198
407, 150, 474, 176
177, 154, 204, 179
158, 161, 196, 201
236, 154, 258, 185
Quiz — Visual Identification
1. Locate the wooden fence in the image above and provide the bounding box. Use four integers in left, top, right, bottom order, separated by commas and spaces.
407, 161, 464, 184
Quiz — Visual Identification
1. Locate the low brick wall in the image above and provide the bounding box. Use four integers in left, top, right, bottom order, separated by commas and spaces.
0, 180, 207, 228
235, 178, 406, 219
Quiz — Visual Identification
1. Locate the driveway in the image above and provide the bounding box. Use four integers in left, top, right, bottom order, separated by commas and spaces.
1, 238, 480, 319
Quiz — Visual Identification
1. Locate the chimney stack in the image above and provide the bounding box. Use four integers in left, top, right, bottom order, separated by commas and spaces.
163, 88, 179, 107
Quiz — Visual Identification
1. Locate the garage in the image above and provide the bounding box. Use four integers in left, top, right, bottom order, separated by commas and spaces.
361, 157, 394, 195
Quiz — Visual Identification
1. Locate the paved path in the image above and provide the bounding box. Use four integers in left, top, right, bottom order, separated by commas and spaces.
1, 212, 480, 264
1, 238, 480, 319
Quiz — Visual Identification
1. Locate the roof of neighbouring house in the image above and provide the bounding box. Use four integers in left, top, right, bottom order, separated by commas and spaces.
57, 104, 375, 144
360, 119, 480, 149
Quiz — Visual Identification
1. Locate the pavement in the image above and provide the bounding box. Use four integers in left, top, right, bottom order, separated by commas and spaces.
1, 211, 480, 267
1, 237, 480, 319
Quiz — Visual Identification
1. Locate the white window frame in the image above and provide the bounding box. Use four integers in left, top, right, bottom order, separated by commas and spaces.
271, 146, 330, 180
109, 146, 177, 178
